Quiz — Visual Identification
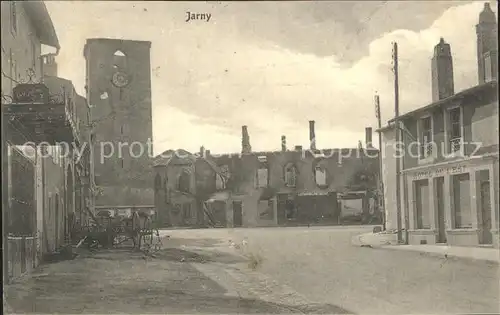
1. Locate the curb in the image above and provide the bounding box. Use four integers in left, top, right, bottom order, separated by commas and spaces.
372, 245, 500, 265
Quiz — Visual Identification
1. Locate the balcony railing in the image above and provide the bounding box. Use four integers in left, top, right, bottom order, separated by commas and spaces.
419, 142, 434, 160
3, 82, 80, 145
449, 137, 462, 154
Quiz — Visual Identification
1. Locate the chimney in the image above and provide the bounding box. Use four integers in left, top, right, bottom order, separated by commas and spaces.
309, 120, 316, 150
295, 145, 302, 151
205, 150, 211, 157
365, 127, 373, 148
431, 38, 454, 102
241, 125, 252, 154
476, 3, 497, 84
281, 135, 287, 151
41, 53, 58, 77
200, 146, 205, 157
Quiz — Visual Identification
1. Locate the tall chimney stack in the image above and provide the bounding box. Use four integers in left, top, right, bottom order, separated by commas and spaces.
365, 127, 373, 148
309, 120, 316, 150
241, 125, 251, 154
431, 37, 454, 102
476, 2, 498, 84
200, 146, 205, 157
281, 135, 287, 151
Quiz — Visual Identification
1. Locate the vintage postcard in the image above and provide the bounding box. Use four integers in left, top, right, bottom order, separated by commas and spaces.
2, 1, 499, 314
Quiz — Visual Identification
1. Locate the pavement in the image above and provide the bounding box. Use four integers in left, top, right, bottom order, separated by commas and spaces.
4, 226, 500, 314
352, 231, 500, 264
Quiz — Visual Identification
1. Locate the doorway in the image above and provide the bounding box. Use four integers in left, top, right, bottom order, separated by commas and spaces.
233, 201, 242, 227
479, 171, 492, 245
435, 177, 446, 243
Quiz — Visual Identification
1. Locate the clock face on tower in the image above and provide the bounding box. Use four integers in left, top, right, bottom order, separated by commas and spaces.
111, 71, 130, 88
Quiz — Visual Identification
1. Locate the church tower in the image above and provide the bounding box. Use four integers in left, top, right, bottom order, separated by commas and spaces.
476, 3, 498, 84
84, 38, 154, 207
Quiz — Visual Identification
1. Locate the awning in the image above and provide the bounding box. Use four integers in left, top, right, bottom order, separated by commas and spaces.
206, 191, 230, 202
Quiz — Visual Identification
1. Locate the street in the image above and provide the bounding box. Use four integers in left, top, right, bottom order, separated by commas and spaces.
161, 226, 500, 314
5, 226, 500, 314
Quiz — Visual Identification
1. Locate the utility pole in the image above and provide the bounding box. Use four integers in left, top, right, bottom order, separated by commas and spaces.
393, 42, 403, 243
375, 94, 386, 231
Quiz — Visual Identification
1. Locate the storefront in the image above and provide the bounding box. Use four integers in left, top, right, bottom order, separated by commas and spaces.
402, 154, 499, 248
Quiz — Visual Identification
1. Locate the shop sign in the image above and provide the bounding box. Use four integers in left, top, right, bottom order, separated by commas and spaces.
412, 164, 467, 180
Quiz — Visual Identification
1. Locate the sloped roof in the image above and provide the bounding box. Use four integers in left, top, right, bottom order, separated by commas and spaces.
22, 1, 60, 50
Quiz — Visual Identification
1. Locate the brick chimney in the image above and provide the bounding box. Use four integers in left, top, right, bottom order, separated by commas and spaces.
431, 38, 454, 102
199, 146, 205, 157
41, 53, 58, 77
365, 127, 373, 148
241, 125, 251, 154
281, 135, 287, 151
309, 120, 316, 150
477, 2, 498, 84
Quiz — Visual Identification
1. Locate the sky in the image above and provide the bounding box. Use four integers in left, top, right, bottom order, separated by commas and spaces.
44, 1, 497, 155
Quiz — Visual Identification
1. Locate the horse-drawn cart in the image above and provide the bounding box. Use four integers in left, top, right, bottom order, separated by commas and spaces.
73, 207, 162, 253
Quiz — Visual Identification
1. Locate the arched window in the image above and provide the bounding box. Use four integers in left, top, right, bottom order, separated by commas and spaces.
154, 174, 162, 192
284, 163, 297, 187
112, 50, 127, 70
178, 170, 191, 193
314, 164, 327, 187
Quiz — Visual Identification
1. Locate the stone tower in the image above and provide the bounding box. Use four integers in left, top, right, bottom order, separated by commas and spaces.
476, 3, 498, 84
84, 38, 154, 207
431, 38, 454, 102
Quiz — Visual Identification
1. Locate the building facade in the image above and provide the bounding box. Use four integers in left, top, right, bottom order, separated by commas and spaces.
380, 3, 499, 248
84, 38, 154, 208
154, 122, 381, 228
2, 1, 90, 282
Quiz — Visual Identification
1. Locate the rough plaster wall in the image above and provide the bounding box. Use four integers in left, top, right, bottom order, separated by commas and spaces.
382, 129, 399, 231
1, 1, 43, 95
471, 101, 499, 148
86, 39, 153, 206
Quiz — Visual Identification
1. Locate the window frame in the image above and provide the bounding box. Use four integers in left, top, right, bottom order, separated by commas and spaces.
284, 163, 297, 188
444, 105, 464, 157
417, 114, 434, 162
314, 164, 327, 188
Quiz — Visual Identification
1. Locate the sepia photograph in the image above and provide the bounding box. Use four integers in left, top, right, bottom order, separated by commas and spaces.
1, 0, 499, 314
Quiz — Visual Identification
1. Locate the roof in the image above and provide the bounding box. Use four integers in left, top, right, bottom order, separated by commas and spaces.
153, 148, 225, 177
388, 81, 497, 123
22, 1, 60, 50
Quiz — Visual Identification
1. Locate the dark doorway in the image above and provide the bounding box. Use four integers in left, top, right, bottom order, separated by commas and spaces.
479, 174, 492, 245
233, 201, 242, 227
435, 177, 446, 243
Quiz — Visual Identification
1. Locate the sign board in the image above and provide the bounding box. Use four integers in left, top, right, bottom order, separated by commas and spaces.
412, 164, 467, 180
12, 84, 49, 104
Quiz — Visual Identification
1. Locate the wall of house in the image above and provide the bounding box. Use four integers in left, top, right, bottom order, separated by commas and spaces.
402, 87, 498, 170
42, 149, 66, 253
470, 100, 499, 151
381, 127, 407, 231
1, 1, 43, 97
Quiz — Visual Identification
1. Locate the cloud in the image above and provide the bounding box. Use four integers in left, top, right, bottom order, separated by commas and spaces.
45, 1, 495, 155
